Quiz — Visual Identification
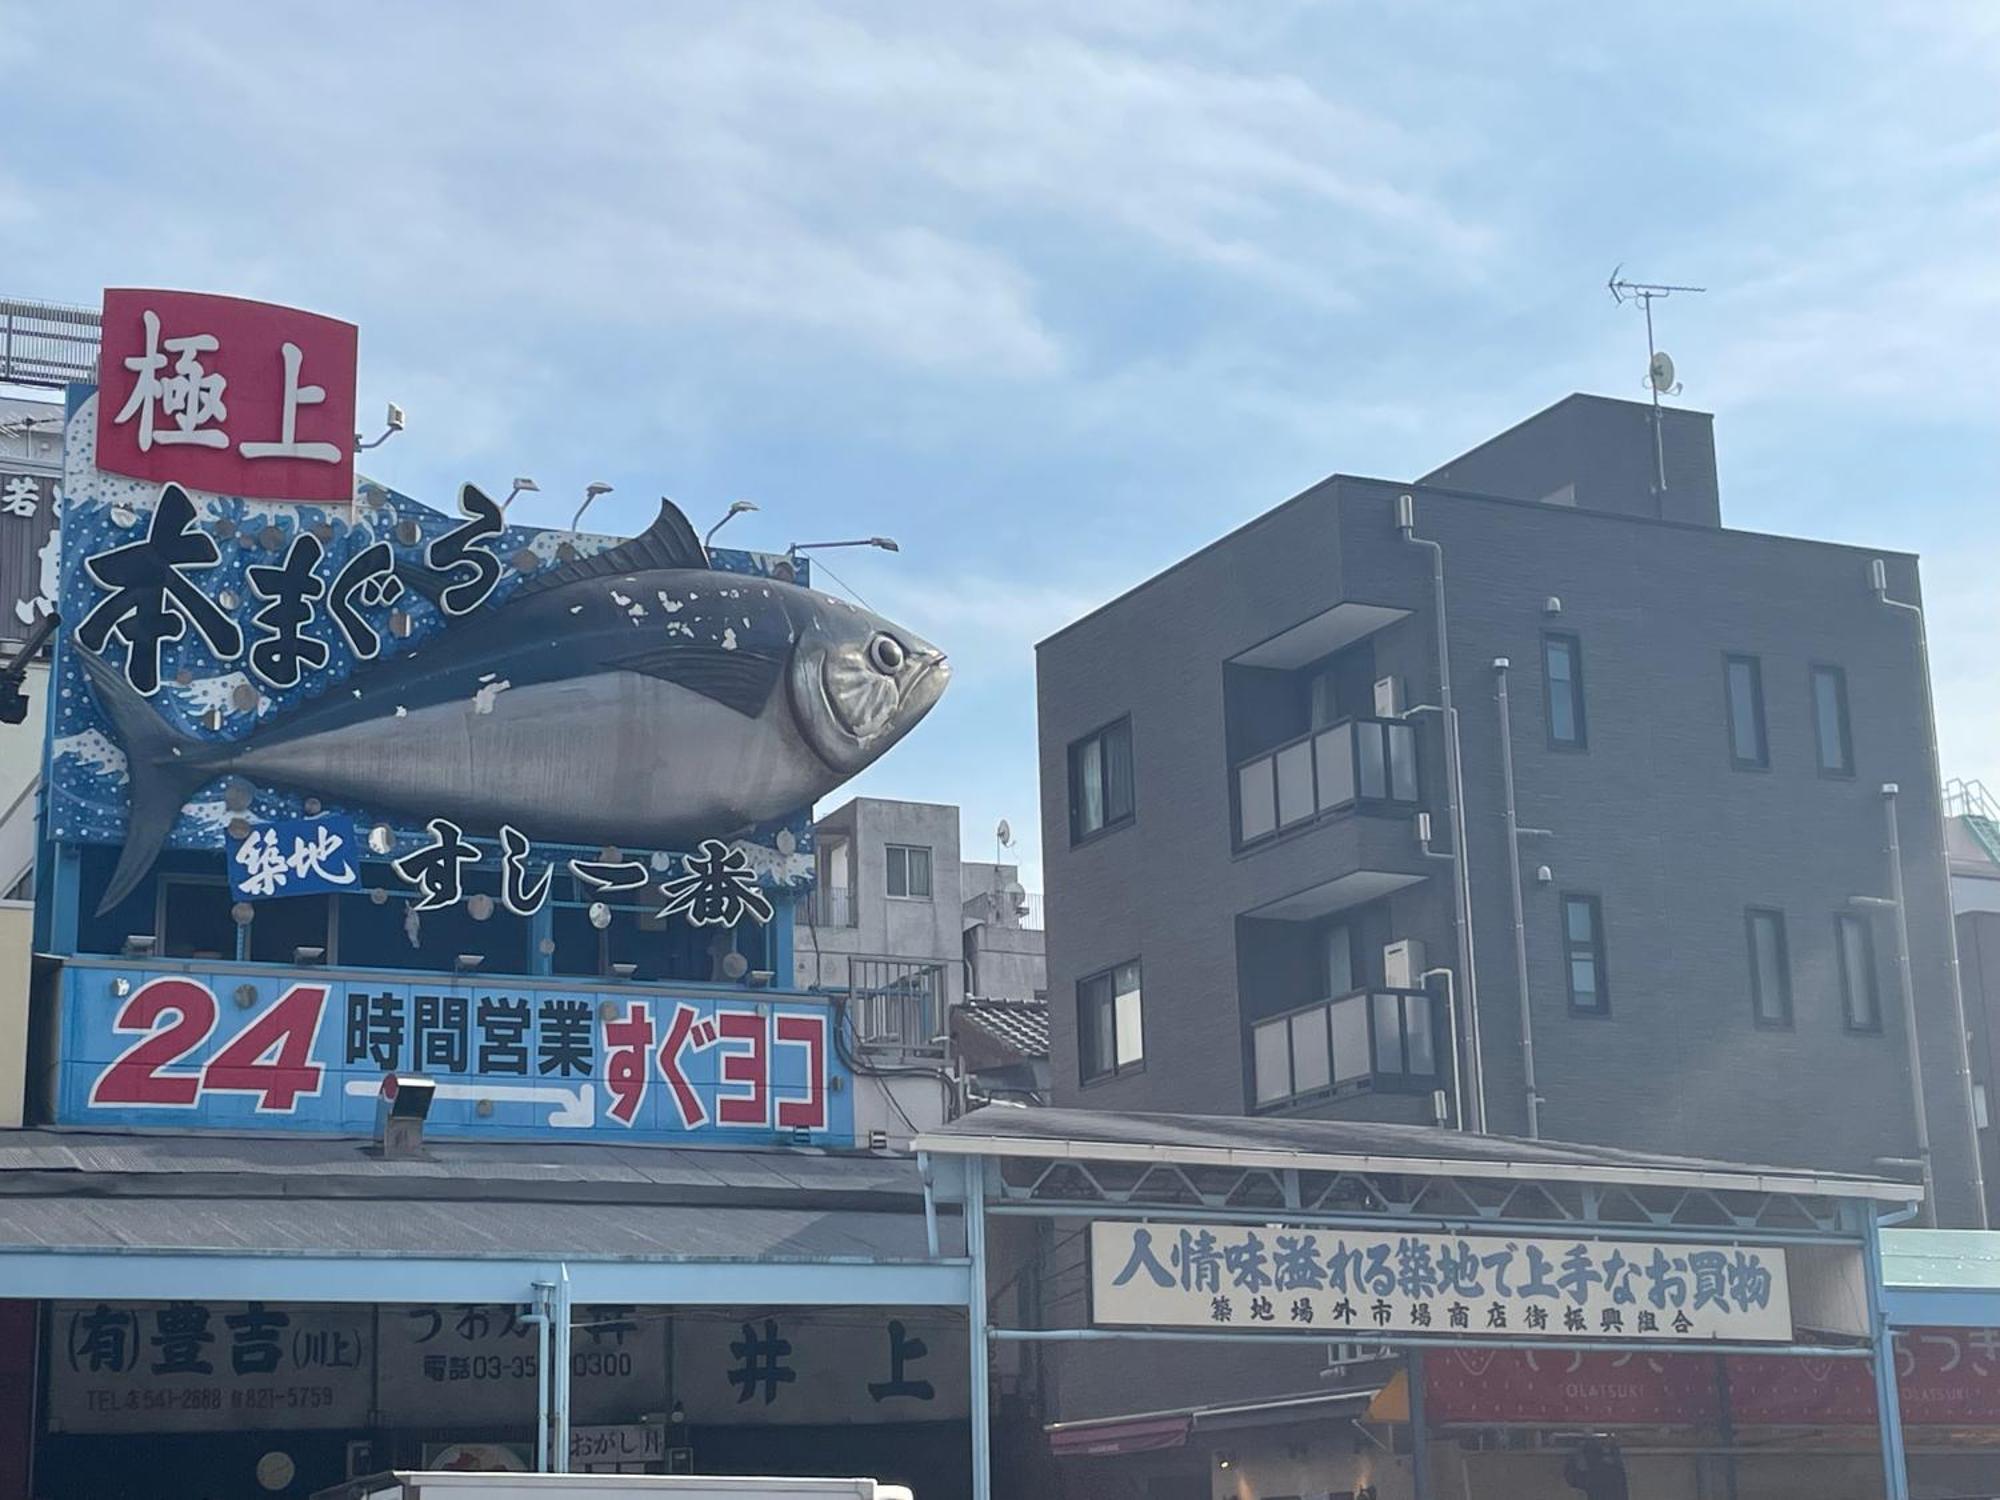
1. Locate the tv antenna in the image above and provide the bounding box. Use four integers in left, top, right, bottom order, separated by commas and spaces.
1608, 267, 1704, 499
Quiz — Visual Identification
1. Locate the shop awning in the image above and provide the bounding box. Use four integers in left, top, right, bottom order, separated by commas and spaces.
1047, 1414, 1191, 1457
0, 1130, 971, 1307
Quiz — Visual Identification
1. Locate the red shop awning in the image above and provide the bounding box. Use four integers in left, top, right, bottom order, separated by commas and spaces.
1048, 1414, 1192, 1457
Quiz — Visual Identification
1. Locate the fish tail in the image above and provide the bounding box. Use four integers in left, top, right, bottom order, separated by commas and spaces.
77, 648, 227, 916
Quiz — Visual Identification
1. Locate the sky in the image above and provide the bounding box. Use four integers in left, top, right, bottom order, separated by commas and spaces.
2, 2, 1996, 891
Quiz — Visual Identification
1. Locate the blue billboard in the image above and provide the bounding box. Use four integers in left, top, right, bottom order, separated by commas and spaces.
55, 963, 853, 1145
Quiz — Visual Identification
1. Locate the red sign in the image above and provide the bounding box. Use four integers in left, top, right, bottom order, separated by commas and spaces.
95, 288, 358, 503
1424, 1330, 2000, 1429
1424, 1347, 1721, 1426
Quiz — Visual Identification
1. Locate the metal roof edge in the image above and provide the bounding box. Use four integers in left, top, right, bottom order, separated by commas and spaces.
912, 1131, 1921, 1204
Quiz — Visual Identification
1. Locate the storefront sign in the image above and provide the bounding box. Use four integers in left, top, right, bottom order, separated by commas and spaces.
1421, 1328, 2000, 1427
0, 467, 59, 635
673, 1313, 970, 1425
228, 812, 361, 901
46, 1301, 372, 1433
1090, 1222, 1792, 1344
379, 1303, 665, 1428
571, 1424, 667, 1467
95, 289, 358, 504
57, 966, 851, 1145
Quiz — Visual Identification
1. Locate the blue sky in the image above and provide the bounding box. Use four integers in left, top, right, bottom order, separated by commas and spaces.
3, 3, 1996, 889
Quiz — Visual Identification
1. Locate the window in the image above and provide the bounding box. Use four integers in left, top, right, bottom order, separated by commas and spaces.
885, 845, 932, 900
1069, 717, 1135, 842
1725, 655, 1769, 769
1746, 908, 1793, 1027
1079, 960, 1143, 1081
1836, 912, 1881, 1033
1543, 633, 1586, 749
1812, 665, 1854, 777
159, 877, 235, 960
1562, 894, 1607, 1014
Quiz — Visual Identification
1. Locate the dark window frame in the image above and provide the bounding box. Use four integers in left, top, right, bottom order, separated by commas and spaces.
1745, 906, 1794, 1029
1541, 631, 1588, 751
1078, 958, 1145, 1085
1724, 653, 1771, 771
1561, 892, 1608, 1016
1811, 663, 1855, 779
1836, 911, 1883, 1034
885, 844, 933, 901
1068, 715, 1136, 846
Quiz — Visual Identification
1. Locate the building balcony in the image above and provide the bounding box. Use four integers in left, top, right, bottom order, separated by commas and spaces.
1234, 716, 1419, 850
1250, 986, 1442, 1113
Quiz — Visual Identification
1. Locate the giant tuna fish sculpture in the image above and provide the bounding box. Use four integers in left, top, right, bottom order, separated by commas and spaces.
81, 496, 948, 913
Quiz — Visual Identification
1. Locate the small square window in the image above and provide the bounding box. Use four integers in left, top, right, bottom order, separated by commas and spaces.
1069, 717, 1135, 843
1079, 959, 1144, 1082
886, 845, 933, 900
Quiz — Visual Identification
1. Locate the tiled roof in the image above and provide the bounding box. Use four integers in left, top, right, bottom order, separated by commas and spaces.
956, 996, 1049, 1060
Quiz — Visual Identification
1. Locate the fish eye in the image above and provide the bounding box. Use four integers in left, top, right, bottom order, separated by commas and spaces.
869, 635, 906, 673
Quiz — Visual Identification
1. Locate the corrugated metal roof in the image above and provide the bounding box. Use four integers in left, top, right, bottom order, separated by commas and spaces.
0, 1194, 940, 1262
921, 1106, 1915, 1202
0, 1130, 922, 1205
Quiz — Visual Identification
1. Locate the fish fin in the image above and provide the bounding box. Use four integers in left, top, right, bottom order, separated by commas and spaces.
76, 648, 227, 916
612, 643, 786, 718
507, 498, 710, 602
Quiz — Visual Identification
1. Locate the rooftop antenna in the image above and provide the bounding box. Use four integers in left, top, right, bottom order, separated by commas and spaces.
1608, 267, 1705, 502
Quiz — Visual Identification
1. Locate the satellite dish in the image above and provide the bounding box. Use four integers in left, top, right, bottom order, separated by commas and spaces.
1649, 350, 1677, 393
996, 819, 1014, 847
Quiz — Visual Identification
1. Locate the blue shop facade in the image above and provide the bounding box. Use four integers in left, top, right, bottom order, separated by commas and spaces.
0, 289, 978, 1499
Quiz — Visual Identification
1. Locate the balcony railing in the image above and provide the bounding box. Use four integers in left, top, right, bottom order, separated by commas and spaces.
811, 887, 858, 928
1251, 986, 1440, 1111
845, 955, 949, 1061
1234, 716, 1418, 848
0, 297, 101, 389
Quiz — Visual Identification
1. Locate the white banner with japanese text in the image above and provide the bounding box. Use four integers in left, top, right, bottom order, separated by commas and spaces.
1089, 1222, 1792, 1343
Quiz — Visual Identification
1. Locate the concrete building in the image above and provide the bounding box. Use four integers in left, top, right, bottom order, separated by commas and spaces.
1034, 393, 1984, 1227
1946, 779, 2000, 1223
800, 796, 1046, 1070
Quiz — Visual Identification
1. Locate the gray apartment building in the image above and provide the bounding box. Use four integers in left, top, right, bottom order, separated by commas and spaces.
1035, 393, 1986, 1227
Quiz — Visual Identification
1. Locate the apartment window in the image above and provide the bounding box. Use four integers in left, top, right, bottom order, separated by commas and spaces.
1079, 960, 1144, 1081
1812, 665, 1854, 777
1542, 633, 1586, 750
1725, 655, 1769, 769
886, 845, 932, 900
1069, 717, 1135, 842
1746, 908, 1793, 1027
1836, 912, 1882, 1033
1562, 894, 1607, 1015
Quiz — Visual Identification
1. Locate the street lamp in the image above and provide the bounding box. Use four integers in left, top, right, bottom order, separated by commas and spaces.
787, 537, 900, 559
705, 499, 760, 548
571, 482, 614, 531
500, 476, 539, 512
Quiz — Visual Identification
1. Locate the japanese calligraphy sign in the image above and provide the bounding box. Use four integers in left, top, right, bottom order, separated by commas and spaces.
1089, 1222, 1793, 1344
378, 1303, 664, 1427
673, 1312, 970, 1426
0, 468, 59, 638
48, 396, 817, 904
46, 1300, 372, 1434
228, 812, 360, 901
96, 290, 358, 503
56, 964, 853, 1145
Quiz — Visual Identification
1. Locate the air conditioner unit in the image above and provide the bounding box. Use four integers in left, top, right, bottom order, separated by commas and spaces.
1383, 937, 1426, 990
1373, 675, 1402, 718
